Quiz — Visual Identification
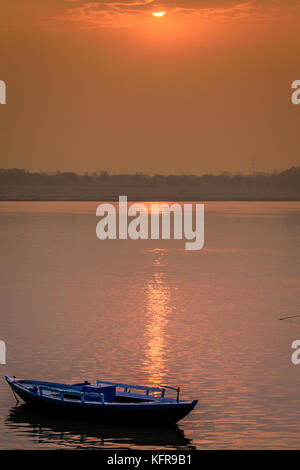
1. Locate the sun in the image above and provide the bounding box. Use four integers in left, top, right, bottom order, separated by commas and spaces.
152, 11, 166, 18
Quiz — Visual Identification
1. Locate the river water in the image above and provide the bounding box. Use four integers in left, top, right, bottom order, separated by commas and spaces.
0, 201, 299, 449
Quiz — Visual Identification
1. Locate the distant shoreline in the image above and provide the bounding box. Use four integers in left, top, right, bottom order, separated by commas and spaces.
1, 196, 300, 202
1, 187, 300, 202
1, 167, 300, 202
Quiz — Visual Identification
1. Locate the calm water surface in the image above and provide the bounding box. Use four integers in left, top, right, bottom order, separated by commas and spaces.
0, 201, 300, 449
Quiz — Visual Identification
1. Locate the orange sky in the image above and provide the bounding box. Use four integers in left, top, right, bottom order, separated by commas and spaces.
0, 0, 300, 174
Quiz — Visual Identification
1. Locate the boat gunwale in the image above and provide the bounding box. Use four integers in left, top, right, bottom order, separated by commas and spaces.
5, 376, 197, 409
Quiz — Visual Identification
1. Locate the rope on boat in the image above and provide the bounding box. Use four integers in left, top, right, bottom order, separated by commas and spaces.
279, 315, 300, 321
11, 388, 20, 406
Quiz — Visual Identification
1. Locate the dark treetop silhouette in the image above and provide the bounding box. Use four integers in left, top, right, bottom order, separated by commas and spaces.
0, 167, 299, 201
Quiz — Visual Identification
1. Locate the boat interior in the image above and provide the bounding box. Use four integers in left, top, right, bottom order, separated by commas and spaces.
15, 379, 177, 404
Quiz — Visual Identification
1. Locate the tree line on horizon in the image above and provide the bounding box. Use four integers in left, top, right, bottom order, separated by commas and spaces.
0, 167, 299, 189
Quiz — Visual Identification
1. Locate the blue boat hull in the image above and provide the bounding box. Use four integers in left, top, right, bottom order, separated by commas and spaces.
6, 377, 197, 425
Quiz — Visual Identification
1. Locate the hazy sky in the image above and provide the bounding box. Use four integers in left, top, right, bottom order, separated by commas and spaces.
0, 0, 300, 174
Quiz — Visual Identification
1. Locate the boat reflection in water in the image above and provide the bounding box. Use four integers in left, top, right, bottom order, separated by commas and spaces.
6, 405, 194, 450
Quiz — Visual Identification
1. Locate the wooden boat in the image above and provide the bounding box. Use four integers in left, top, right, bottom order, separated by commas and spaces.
5, 375, 197, 425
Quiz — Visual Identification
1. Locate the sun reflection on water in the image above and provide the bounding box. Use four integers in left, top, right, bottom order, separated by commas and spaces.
143, 250, 172, 385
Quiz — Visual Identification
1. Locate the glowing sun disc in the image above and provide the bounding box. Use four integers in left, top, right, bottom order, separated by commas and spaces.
152, 11, 166, 18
